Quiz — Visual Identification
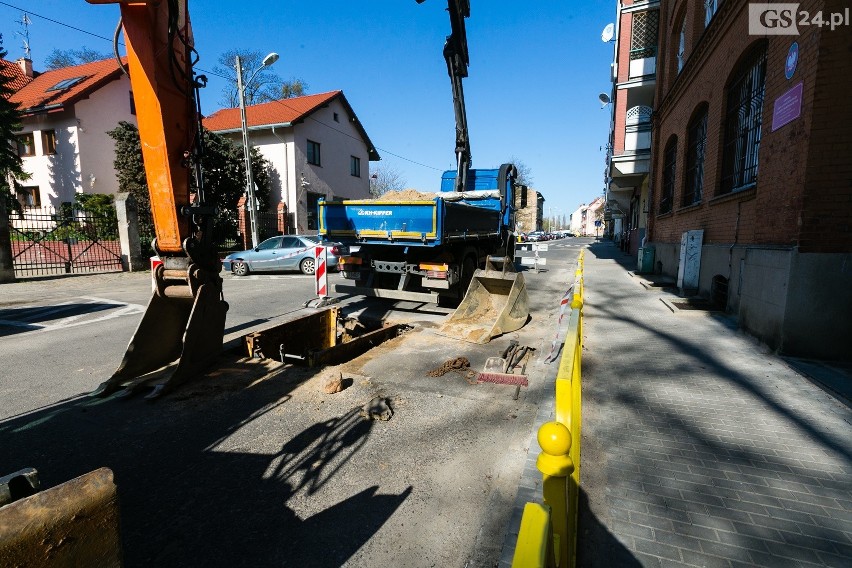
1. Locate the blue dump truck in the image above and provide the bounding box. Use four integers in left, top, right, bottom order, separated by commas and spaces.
318, 1, 530, 344
319, 164, 518, 304
319, 163, 530, 344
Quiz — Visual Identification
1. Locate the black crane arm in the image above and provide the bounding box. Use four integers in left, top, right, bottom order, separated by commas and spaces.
419, 0, 472, 192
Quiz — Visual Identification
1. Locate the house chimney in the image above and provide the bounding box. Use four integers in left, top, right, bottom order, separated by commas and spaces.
16, 58, 33, 78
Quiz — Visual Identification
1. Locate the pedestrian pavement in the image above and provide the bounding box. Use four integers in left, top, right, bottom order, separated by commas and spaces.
574, 240, 852, 567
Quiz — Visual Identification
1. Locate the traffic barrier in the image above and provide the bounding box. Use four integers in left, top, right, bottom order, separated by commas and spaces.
315, 246, 328, 297
513, 250, 584, 568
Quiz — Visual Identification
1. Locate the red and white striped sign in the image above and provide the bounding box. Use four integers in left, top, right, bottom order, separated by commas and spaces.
315, 246, 328, 297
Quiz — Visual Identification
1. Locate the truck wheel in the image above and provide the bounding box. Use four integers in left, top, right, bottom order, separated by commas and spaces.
232, 261, 249, 276
300, 258, 316, 275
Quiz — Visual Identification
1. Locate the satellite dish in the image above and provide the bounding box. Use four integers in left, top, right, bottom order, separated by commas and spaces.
601, 23, 615, 43
599, 92, 611, 105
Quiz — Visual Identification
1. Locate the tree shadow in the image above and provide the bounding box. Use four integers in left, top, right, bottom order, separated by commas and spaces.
1, 355, 411, 567
578, 240, 852, 565
46, 128, 81, 206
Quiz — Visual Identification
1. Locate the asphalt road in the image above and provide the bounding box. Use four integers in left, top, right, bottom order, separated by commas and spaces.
1, 238, 590, 567
0, 270, 327, 418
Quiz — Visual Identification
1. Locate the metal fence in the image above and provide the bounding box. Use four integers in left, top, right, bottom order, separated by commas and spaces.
8, 205, 123, 277
513, 251, 584, 568
136, 206, 280, 259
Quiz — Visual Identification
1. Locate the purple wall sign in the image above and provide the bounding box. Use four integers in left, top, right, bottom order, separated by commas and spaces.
772, 82, 804, 132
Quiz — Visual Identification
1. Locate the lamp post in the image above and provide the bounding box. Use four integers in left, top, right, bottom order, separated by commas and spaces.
237, 52, 279, 249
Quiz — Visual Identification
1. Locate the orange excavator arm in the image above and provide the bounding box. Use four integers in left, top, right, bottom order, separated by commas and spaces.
87, 0, 227, 399
89, 0, 195, 253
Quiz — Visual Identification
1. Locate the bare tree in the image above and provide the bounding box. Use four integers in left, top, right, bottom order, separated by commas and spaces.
506, 156, 533, 187
369, 163, 407, 198
44, 47, 110, 70
213, 49, 283, 108
281, 78, 309, 99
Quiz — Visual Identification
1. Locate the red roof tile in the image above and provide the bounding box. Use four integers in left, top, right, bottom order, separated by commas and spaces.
0, 59, 33, 95
10, 57, 127, 115
203, 90, 379, 160
202, 90, 342, 131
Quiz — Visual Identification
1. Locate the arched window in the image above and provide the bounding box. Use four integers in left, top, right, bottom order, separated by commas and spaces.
720, 43, 767, 194
684, 105, 708, 205
660, 137, 677, 214
705, 0, 721, 27
676, 17, 686, 73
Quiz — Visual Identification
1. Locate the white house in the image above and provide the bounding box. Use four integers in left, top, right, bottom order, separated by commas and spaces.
8, 57, 136, 210
203, 90, 380, 234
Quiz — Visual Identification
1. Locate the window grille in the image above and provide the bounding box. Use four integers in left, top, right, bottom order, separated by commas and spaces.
684, 108, 708, 205
630, 10, 659, 60
720, 46, 766, 194
660, 138, 677, 214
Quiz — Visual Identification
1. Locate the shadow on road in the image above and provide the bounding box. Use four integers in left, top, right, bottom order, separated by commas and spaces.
0, 301, 125, 336
1, 355, 410, 567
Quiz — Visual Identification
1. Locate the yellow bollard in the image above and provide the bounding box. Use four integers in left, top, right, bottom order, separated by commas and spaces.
537, 421, 574, 568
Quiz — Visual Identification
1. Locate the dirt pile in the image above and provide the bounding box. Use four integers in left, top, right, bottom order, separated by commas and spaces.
377, 189, 438, 201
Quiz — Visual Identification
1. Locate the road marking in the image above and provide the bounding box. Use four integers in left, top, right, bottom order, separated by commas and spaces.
225, 274, 314, 281
0, 297, 145, 334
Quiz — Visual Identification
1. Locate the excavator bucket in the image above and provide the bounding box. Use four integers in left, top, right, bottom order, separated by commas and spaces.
92, 268, 228, 399
437, 256, 529, 344
0, 468, 122, 567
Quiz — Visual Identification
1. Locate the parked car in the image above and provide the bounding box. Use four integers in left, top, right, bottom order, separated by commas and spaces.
527, 231, 545, 242
222, 235, 348, 276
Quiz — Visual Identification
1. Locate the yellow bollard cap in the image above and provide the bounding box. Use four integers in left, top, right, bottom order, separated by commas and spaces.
536, 421, 574, 477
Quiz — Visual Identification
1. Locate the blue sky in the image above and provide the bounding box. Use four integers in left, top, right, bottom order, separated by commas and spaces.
4, 0, 616, 220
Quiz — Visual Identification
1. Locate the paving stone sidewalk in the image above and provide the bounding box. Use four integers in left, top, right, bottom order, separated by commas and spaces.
578, 241, 852, 568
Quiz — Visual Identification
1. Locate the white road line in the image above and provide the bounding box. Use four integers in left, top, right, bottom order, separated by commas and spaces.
0, 297, 145, 333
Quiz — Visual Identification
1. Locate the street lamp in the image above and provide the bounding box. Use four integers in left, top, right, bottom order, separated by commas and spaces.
237, 51, 279, 249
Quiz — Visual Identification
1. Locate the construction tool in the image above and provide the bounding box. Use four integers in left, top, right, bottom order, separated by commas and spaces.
478, 341, 533, 388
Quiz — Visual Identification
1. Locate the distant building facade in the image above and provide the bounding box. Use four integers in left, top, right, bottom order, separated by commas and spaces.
514, 186, 544, 234
604, 0, 659, 252
204, 91, 379, 234
8, 57, 136, 210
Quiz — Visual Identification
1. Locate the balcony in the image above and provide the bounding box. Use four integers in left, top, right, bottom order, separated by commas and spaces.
629, 53, 656, 79
612, 105, 652, 177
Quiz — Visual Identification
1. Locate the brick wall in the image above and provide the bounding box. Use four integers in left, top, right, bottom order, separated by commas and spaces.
649, 0, 850, 253
799, 0, 852, 252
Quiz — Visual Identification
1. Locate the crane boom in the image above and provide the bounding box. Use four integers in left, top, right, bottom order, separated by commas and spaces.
419, 0, 472, 192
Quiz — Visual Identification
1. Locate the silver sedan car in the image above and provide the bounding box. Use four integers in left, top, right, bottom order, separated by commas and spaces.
222, 235, 347, 276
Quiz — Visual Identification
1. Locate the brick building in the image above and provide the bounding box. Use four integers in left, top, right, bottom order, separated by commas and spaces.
647, 0, 851, 359
514, 186, 544, 234
605, 0, 659, 252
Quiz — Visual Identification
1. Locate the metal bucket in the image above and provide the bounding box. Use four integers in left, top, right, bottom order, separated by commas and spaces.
437, 256, 530, 344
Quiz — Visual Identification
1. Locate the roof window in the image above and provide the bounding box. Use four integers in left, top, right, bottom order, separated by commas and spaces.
46, 76, 87, 92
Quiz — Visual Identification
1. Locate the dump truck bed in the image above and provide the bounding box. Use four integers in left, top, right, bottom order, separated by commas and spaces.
319, 190, 503, 247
